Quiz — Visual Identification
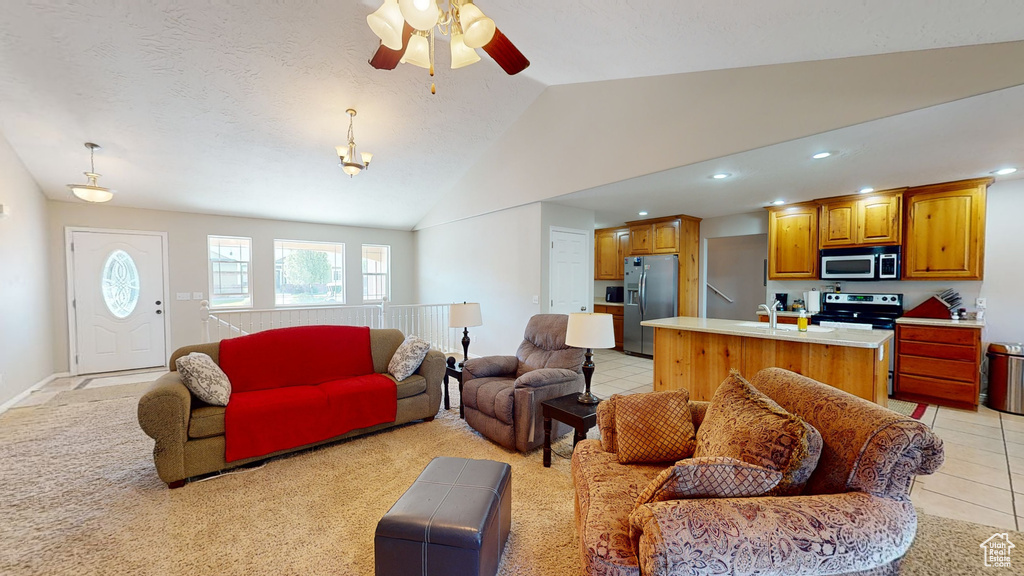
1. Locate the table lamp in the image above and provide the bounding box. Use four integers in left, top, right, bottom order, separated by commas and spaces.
449, 302, 483, 367
565, 313, 615, 404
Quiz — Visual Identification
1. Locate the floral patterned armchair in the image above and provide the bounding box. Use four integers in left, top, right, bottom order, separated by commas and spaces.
571, 367, 944, 576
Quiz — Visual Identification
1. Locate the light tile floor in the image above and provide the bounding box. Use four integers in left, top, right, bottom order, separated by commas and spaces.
10, 352, 1023, 531
591, 348, 1024, 531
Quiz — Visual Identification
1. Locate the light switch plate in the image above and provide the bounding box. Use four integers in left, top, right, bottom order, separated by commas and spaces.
193, 292, 204, 300
176, 292, 191, 301
976, 297, 987, 309
532, 295, 539, 304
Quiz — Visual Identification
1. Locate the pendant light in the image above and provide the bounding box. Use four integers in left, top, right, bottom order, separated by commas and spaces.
336, 109, 373, 178
67, 142, 114, 203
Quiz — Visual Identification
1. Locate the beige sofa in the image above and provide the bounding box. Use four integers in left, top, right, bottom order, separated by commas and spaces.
572, 367, 944, 576
138, 328, 445, 488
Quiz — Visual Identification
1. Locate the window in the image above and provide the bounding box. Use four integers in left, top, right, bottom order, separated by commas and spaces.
102, 249, 140, 318
208, 236, 252, 308
275, 240, 345, 306
362, 244, 391, 303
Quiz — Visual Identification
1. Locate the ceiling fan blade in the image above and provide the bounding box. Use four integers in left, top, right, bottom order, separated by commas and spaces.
368, 22, 415, 70
482, 28, 530, 75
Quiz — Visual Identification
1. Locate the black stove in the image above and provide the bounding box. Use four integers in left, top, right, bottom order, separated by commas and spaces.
811, 292, 903, 330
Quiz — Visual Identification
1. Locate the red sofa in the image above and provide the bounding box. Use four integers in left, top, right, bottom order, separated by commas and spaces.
139, 326, 444, 487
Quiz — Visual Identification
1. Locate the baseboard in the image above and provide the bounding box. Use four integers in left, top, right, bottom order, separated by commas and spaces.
0, 372, 70, 415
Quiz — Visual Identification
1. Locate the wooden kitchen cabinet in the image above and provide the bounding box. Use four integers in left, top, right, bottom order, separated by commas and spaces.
903, 178, 990, 280
628, 217, 680, 255
894, 323, 982, 410
628, 223, 652, 254
767, 202, 818, 279
594, 304, 624, 350
594, 227, 629, 280
818, 189, 903, 248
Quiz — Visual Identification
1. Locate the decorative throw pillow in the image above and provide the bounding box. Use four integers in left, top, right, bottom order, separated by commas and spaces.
175, 352, 231, 406
596, 394, 619, 453
694, 371, 822, 496
633, 456, 783, 509
388, 335, 431, 381
615, 390, 696, 464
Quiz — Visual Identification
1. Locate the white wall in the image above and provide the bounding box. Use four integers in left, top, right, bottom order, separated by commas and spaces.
414, 204, 542, 357
540, 202, 595, 312
0, 132, 54, 405
47, 201, 415, 373
980, 179, 1024, 345
699, 211, 769, 317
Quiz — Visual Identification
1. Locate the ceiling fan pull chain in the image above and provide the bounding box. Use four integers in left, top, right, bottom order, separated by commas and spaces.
429, 27, 436, 94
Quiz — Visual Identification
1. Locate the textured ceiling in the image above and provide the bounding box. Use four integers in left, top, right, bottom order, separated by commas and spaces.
0, 1, 1023, 230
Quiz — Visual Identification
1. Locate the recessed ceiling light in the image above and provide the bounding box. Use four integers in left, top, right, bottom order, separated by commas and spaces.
993, 167, 1018, 176
858, 187, 874, 194
711, 173, 731, 179
771, 200, 785, 205
638, 211, 648, 216
812, 152, 832, 159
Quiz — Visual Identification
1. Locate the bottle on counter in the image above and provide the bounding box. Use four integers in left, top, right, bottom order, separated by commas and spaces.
797, 309, 809, 332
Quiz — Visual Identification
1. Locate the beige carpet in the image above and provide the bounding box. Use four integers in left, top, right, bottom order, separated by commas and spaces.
0, 387, 1020, 576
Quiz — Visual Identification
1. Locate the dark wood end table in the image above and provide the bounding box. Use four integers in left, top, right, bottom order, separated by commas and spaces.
444, 363, 463, 417
541, 393, 601, 467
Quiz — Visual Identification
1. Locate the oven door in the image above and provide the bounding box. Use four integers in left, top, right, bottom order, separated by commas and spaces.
820, 254, 876, 280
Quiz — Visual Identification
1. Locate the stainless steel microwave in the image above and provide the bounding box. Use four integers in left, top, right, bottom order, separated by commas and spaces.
820, 246, 900, 281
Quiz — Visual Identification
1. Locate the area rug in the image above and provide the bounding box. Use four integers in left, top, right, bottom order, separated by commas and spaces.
888, 398, 929, 420
0, 389, 1018, 575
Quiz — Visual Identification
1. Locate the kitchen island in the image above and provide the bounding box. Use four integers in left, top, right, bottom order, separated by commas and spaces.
641, 317, 893, 406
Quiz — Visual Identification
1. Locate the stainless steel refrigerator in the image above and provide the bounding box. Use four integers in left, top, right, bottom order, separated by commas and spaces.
624, 254, 679, 356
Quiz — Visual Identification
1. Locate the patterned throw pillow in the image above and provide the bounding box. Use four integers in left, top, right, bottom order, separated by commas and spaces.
695, 371, 822, 496
175, 352, 232, 406
633, 456, 783, 509
615, 390, 696, 464
388, 335, 431, 381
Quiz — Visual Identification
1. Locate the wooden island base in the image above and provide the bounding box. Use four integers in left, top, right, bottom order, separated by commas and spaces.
652, 328, 890, 406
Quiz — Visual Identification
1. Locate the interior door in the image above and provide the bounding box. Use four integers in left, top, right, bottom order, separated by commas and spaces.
549, 228, 589, 314
70, 230, 167, 373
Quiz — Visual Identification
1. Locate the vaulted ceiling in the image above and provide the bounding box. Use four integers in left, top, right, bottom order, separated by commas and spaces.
0, 1, 1022, 230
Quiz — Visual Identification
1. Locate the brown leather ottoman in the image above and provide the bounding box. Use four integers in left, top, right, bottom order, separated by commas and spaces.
374, 457, 512, 576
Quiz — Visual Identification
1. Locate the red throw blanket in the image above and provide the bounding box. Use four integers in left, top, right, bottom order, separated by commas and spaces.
219, 326, 397, 462
224, 374, 397, 462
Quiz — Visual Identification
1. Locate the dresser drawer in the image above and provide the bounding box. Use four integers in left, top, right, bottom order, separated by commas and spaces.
897, 325, 979, 346
897, 354, 978, 383
898, 340, 978, 362
897, 374, 977, 404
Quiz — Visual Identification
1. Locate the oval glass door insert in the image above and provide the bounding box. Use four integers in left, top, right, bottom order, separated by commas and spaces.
101, 249, 140, 318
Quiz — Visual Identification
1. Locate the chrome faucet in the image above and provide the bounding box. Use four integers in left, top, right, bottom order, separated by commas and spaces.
758, 300, 780, 329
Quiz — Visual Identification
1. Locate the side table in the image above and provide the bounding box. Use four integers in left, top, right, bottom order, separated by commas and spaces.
444, 361, 463, 417
541, 393, 601, 467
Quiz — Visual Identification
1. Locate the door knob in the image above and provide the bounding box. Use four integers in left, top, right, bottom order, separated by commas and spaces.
156, 310, 163, 314
155, 300, 162, 305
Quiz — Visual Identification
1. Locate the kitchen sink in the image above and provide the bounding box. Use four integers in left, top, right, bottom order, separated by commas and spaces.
734, 321, 833, 333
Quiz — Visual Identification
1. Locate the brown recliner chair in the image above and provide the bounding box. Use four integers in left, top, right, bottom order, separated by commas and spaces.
462, 314, 585, 452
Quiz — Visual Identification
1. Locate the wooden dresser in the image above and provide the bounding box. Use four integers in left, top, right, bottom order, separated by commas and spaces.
893, 319, 983, 410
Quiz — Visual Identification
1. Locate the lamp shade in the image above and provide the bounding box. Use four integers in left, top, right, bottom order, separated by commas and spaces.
398, 0, 439, 31
367, 0, 405, 50
458, 2, 495, 48
565, 313, 615, 349
449, 302, 483, 328
450, 30, 481, 69
68, 183, 114, 203
400, 33, 431, 68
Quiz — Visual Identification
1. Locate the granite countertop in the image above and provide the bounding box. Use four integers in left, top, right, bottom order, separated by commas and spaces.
641, 316, 893, 349
594, 300, 624, 308
895, 317, 985, 328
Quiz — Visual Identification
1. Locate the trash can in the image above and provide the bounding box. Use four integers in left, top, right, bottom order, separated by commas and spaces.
987, 343, 1024, 415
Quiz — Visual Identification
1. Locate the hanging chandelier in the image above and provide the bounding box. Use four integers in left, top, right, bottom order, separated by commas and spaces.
366, 0, 529, 93
67, 142, 114, 203
336, 109, 373, 177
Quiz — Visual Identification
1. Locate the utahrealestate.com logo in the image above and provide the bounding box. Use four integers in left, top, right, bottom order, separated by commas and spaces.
981, 533, 1014, 568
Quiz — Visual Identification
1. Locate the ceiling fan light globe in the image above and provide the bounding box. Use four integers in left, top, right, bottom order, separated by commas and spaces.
400, 34, 431, 68
459, 3, 495, 48
367, 0, 406, 50
398, 0, 438, 31
69, 184, 113, 203
450, 31, 481, 69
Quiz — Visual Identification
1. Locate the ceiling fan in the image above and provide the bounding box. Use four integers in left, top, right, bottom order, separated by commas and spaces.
366, 0, 529, 82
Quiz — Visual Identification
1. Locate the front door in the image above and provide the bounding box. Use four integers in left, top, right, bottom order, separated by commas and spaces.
549, 228, 589, 314
70, 230, 167, 374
